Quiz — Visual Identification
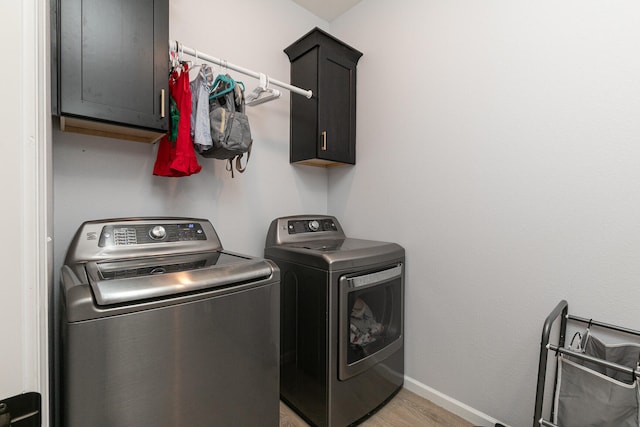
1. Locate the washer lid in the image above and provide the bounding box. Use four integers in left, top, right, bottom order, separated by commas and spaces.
85, 251, 274, 305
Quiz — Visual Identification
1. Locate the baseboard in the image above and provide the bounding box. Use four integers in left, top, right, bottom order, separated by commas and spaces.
403, 375, 506, 427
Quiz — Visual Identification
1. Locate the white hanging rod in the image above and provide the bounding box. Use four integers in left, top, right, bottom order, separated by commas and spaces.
170, 40, 313, 99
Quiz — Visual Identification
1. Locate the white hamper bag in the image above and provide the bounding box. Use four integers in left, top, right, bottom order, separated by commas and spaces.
554, 335, 640, 427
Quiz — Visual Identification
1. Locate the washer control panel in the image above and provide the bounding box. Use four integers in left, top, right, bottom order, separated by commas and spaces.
288, 218, 338, 234
99, 222, 207, 247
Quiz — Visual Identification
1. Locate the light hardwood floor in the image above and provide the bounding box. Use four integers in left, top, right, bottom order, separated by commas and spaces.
279, 388, 474, 427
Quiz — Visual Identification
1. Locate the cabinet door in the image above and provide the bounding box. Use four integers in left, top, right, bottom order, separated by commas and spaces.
318, 54, 356, 164
289, 47, 320, 164
60, 0, 168, 131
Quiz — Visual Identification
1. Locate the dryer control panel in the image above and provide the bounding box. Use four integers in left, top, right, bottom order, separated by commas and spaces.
287, 218, 338, 234
265, 215, 347, 247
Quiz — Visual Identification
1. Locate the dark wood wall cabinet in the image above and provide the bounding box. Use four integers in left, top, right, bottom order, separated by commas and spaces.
285, 28, 363, 167
52, 0, 169, 142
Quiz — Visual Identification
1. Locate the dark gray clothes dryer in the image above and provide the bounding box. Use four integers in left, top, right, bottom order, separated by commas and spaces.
265, 215, 405, 427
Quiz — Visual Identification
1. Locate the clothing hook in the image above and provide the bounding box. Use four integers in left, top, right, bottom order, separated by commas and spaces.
258, 73, 267, 89
170, 41, 181, 70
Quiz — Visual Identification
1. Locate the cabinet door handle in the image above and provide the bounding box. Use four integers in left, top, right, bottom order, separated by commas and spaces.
160, 89, 166, 118
321, 131, 327, 151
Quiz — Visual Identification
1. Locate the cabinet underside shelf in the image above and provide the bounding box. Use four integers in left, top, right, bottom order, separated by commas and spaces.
59, 116, 165, 144
293, 158, 350, 167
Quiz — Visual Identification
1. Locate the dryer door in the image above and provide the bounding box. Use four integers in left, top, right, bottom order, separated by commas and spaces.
338, 263, 403, 380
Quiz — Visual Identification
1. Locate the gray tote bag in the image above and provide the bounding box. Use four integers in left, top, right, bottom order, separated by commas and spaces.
581, 335, 640, 384
554, 357, 639, 427
554, 334, 640, 427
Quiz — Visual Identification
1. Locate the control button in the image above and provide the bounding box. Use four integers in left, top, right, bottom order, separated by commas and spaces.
149, 225, 167, 240
308, 220, 320, 232
179, 230, 195, 240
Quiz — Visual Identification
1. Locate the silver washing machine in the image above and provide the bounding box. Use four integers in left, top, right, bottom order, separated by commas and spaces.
59, 217, 279, 427
265, 215, 405, 427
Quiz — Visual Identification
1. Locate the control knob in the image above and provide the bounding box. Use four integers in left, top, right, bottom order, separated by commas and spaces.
308, 220, 320, 232
149, 225, 167, 240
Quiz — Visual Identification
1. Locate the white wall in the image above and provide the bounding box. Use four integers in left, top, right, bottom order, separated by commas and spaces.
1, 0, 50, 416
330, 1, 640, 426
0, 0, 29, 399
53, 0, 329, 270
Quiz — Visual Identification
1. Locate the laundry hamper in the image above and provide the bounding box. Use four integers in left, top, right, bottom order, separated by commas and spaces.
533, 300, 640, 427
